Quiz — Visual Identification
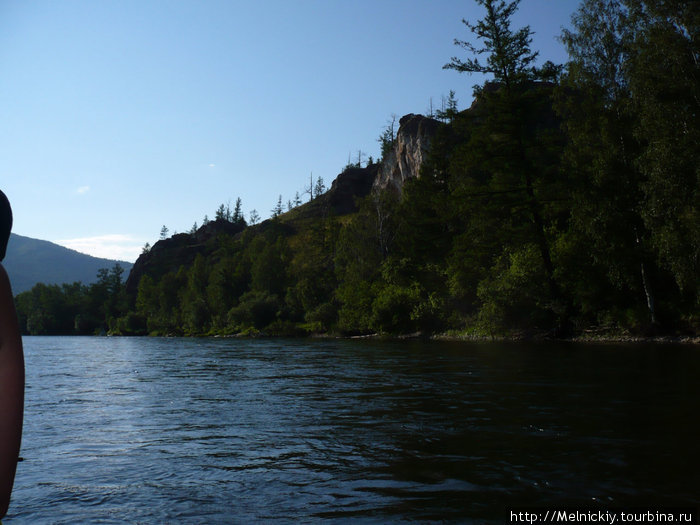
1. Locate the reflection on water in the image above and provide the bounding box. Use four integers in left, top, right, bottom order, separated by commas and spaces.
9, 337, 700, 523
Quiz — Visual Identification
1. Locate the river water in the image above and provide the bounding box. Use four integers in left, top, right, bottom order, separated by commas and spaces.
7, 337, 699, 523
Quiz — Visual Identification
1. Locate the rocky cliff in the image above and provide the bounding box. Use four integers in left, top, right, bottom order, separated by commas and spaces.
289, 112, 439, 219
374, 113, 441, 193
124, 113, 440, 297
124, 218, 245, 296
303, 112, 440, 216
325, 164, 379, 214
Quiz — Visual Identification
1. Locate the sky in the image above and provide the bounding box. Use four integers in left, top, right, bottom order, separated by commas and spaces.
0, 0, 581, 262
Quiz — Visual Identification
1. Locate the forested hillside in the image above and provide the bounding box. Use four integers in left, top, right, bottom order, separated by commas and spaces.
15, 0, 698, 338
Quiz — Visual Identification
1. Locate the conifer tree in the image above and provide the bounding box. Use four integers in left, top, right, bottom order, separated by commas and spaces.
271, 196, 283, 218
314, 176, 326, 197
444, 0, 538, 91
436, 90, 459, 122
443, 0, 570, 331
378, 115, 397, 161
233, 197, 243, 224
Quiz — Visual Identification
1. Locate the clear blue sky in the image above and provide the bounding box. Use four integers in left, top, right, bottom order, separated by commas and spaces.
1, 0, 580, 262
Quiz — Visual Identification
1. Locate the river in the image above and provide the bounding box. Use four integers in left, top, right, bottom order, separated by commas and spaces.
7, 337, 700, 523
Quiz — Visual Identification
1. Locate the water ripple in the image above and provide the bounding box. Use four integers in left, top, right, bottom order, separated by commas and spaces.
8, 337, 700, 523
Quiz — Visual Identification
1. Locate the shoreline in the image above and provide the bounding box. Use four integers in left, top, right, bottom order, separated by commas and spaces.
23, 330, 700, 345
429, 333, 700, 345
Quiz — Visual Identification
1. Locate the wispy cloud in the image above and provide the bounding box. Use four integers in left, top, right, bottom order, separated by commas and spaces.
55, 234, 145, 262
208, 163, 216, 168
76, 185, 90, 195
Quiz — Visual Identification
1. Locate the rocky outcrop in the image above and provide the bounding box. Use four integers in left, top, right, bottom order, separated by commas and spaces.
124, 218, 245, 296
374, 113, 440, 192
278, 165, 380, 222
325, 164, 378, 214
124, 114, 440, 297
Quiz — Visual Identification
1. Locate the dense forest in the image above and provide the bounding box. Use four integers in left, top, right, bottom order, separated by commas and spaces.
15, 0, 699, 338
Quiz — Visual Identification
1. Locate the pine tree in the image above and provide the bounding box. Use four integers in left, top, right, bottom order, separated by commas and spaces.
314, 176, 326, 197
271, 196, 283, 218
443, 0, 570, 331
443, 0, 538, 91
378, 114, 397, 162
436, 90, 459, 122
233, 197, 243, 224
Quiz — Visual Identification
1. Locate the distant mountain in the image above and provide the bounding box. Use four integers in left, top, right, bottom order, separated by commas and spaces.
3, 233, 133, 294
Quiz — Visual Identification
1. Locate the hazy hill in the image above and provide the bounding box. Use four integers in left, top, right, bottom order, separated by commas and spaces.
4, 233, 133, 294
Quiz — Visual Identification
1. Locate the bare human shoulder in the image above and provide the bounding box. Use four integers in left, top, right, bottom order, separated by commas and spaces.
0, 263, 24, 519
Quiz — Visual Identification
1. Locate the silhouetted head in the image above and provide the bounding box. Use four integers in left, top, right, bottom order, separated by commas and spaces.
0, 190, 12, 262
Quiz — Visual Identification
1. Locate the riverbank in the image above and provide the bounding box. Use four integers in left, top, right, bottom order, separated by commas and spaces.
315, 327, 700, 345
431, 332, 700, 345
77, 323, 700, 345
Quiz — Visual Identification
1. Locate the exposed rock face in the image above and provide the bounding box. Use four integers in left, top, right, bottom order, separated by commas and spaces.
374, 113, 440, 193
325, 164, 378, 214
124, 114, 440, 296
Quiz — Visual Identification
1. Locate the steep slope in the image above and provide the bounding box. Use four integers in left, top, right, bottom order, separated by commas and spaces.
4, 233, 133, 294
124, 165, 379, 297
124, 114, 438, 299
125, 219, 246, 296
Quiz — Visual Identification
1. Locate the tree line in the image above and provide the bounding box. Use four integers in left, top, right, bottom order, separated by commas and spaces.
14, 0, 698, 337
15, 265, 128, 335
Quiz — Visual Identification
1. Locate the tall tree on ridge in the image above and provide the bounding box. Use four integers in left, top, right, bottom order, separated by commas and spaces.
271, 195, 283, 218
444, 0, 538, 91
233, 197, 244, 224
443, 0, 570, 331
314, 176, 326, 198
